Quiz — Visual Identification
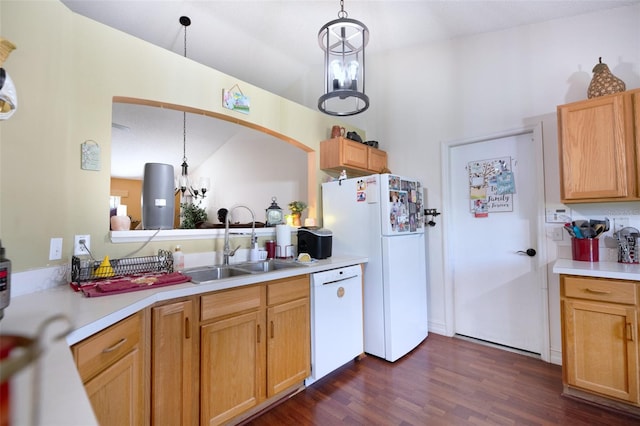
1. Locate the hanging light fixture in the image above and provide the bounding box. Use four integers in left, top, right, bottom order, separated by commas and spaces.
177, 16, 209, 200
318, 0, 369, 116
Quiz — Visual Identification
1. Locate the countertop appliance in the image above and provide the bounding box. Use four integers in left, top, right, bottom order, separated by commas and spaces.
305, 265, 363, 386
0, 240, 10, 320
322, 173, 428, 362
297, 227, 332, 259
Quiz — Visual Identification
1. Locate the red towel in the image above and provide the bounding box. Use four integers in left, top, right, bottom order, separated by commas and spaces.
80, 272, 192, 297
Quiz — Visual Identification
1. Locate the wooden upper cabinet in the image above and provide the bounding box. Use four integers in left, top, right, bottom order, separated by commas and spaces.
368, 147, 388, 173
558, 89, 639, 203
321, 137, 388, 177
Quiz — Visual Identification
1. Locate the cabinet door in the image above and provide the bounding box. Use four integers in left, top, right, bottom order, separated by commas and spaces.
84, 348, 143, 426
368, 148, 387, 173
558, 93, 635, 202
201, 310, 265, 426
563, 299, 638, 402
341, 138, 368, 169
267, 297, 310, 396
151, 300, 196, 426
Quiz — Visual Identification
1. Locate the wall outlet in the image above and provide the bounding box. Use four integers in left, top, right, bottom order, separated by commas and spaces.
74, 234, 91, 256
49, 237, 63, 260
614, 217, 629, 232
551, 227, 564, 241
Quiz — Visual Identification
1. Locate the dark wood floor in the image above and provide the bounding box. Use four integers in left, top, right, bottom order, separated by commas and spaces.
247, 333, 639, 425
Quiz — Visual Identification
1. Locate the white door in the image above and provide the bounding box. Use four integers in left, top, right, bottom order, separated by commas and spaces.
445, 128, 546, 354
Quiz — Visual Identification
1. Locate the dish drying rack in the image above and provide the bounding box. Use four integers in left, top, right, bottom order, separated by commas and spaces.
71, 249, 174, 283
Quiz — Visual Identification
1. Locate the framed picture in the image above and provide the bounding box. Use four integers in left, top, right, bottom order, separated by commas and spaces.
222, 88, 250, 114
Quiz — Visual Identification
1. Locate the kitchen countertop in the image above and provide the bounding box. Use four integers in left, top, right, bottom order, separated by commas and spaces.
1, 255, 367, 425
553, 258, 640, 281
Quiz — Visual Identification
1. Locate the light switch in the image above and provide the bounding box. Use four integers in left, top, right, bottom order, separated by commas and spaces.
49, 237, 63, 260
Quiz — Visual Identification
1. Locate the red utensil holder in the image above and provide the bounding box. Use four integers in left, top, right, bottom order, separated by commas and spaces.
571, 238, 599, 262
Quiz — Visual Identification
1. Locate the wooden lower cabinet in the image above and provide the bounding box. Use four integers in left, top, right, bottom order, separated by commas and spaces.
84, 349, 142, 425
266, 278, 310, 396
72, 312, 145, 426
151, 298, 198, 425
200, 276, 310, 425
73, 275, 310, 426
201, 310, 265, 425
561, 275, 639, 408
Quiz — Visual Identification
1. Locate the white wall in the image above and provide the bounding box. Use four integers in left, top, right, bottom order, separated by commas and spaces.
196, 134, 308, 224
321, 5, 640, 358
0, 1, 354, 274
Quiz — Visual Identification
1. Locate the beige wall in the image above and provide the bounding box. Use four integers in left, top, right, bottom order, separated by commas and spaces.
0, 0, 359, 272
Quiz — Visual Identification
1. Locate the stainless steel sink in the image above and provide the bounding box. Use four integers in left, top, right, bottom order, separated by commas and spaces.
186, 260, 305, 284
232, 259, 305, 273
186, 266, 251, 283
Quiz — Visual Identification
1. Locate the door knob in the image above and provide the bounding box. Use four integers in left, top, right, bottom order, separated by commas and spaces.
517, 248, 537, 257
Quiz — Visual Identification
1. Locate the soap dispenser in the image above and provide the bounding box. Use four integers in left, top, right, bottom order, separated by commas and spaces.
173, 245, 184, 272
250, 236, 259, 262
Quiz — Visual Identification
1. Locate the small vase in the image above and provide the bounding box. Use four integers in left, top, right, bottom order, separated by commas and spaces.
291, 213, 302, 227
111, 215, 131, 231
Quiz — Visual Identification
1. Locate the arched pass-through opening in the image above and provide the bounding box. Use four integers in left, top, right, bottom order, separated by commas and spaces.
112, 96, 318, 226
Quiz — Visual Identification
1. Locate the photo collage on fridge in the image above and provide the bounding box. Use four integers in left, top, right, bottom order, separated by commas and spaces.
388, 175, 423, 232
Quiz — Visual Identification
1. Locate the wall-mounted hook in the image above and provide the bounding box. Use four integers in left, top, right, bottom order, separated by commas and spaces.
424, 208, 441, 227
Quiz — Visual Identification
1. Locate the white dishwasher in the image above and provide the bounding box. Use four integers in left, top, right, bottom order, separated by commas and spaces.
305, 264, 363, 386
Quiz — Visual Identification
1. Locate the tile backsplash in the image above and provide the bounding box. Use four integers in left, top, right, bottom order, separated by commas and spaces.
551, 201, 640, 262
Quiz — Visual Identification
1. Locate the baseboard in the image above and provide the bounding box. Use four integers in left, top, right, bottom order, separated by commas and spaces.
549, 348, 562, 365
563, 385, 640, 420
428, 321, 449, 336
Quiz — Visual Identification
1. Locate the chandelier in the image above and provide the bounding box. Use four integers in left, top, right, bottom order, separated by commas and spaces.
318, 0, 369, 116
177, 16, 209, 200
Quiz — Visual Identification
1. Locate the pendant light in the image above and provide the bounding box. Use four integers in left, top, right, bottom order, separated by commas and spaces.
177, 16, 209, 200
318, 0, 369, 116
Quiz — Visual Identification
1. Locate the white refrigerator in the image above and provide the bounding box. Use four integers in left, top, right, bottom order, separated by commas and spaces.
322, 173, 428, 362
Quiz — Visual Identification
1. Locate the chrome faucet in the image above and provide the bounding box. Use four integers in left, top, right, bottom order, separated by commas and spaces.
223, 205, 256, 265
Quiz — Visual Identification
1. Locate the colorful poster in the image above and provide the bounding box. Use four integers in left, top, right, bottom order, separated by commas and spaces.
467, 157, 515, 216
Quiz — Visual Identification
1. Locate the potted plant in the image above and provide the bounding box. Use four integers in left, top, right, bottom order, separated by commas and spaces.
288, 201, 307, 227
180, 202, 208, 229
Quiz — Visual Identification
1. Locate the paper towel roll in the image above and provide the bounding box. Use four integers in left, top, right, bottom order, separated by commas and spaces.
276, 224, 291, 246
276, 224, 291, 257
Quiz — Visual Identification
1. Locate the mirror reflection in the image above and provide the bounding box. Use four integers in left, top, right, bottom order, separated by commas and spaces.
110, 101, 308, 230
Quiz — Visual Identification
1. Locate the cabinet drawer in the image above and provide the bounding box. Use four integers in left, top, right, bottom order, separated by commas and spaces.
267, 275, 309, 306
562, 275, 637, 305
73, 312, 142, 382
201, 284, 264, 322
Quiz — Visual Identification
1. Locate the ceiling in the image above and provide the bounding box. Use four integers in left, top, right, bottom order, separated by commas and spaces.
61, 0, 639, 179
